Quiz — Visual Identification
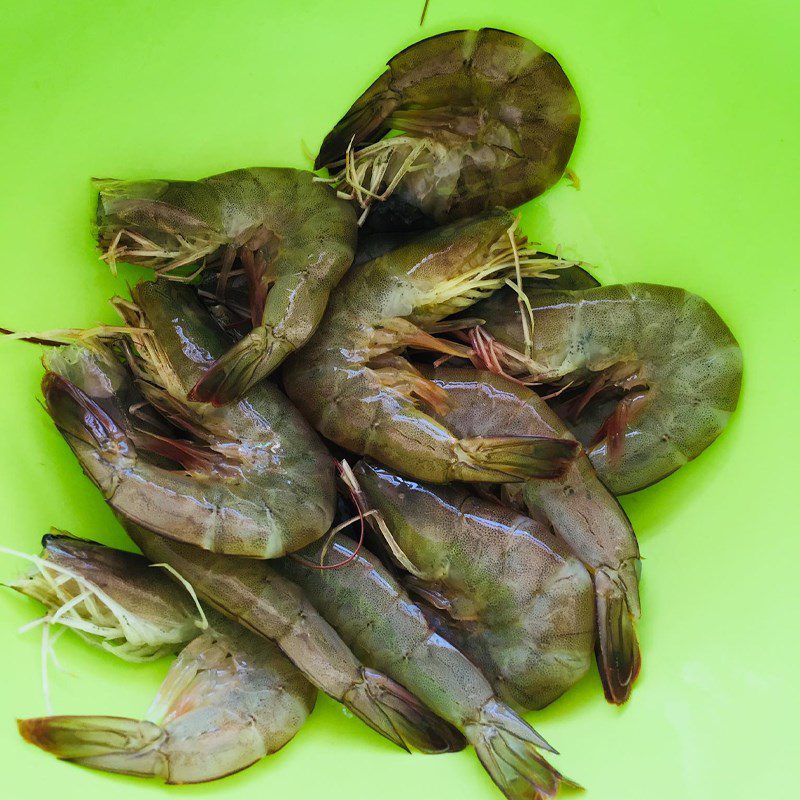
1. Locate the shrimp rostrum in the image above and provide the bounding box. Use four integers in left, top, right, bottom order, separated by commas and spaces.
418, 366, 641, 704
473, 283, 743, 494
20, 616, 316, 784
280, 530, 574, 800
351, 459, 596, 713
283, 210, 579, 484
95, 167, 358, 404
125, 521, 464, 756
40, 280, 335, 558
316, 28, 580, 230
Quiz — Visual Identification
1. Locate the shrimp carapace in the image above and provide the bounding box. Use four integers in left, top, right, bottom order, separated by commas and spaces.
6, 531, 202, 661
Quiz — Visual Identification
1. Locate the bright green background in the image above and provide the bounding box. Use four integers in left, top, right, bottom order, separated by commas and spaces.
1, 2, 797, 799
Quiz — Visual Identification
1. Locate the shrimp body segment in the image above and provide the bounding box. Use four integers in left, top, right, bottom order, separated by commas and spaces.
125, 523, 463, 755
475, 283, 743, 493
41, 282, 335, 558
280, 532, 572, 800
19, 619, 316, 784
317, 28, 580, 230
96, 167, 358, 403
352, 459, 595, 713
283, 211, 579, 484
419, 366, 641, 704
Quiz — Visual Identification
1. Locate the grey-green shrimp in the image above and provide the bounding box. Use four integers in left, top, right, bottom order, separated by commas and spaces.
473, 283, 743, 494
280, 530, 575, 800
124, 521, 464, 756
40, 280, 335, 558
351, 459, 596, 713
283, 211, 579, 484
316, 28, 580, 231
95, 167, 357, 404
19, 616, 316, 784
418, 366, 641, 704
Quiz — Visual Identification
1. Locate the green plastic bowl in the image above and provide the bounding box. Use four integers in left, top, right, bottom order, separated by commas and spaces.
0, 2, 796, 799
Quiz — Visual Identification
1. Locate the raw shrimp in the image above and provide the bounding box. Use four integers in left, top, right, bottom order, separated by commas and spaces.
351, 459, 595, 712
19, 616, 316, 784
124, 521, 463, 755
418, 366, 641, 704
280, 531, 573, 800
316, 28, 580, 231
95, 167, 358, 403
5, 531, 203, 661
41, 282, 335, 558
282, 210, 579, 484
473, 283, 743, 493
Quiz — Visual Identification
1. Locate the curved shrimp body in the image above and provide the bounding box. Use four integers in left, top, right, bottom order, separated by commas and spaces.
19, 617, 316, 784
124, 523, 463, 755
280, 533, 572, 800
352, 460, 595, 712
282, 211, 579, 484
6, 532, 202, 660
41, 286, 335, 558
419, 366, 641, 704
317, 28, 580, 230
475, 283, 743, 494
96, 167, 357, 403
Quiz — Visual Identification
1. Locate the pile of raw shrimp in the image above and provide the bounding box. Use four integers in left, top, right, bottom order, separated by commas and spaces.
5, 28, 741, 800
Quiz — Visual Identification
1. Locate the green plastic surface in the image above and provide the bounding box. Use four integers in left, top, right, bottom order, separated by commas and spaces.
1, 2, 797, 799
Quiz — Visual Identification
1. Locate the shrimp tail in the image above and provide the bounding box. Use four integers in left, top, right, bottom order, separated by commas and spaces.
466, 700, 573, 800
457, 435, 580, 481
344, 668, 465, 754
18, 716, 170, 780
188, 326, 291, 406
594, 565, 642, 705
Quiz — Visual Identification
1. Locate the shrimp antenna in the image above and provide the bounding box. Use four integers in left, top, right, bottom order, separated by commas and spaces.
419, 0, 431, 26
1, 325, 138, 347
339, 463, 425, 579
288, 460, 370, 571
